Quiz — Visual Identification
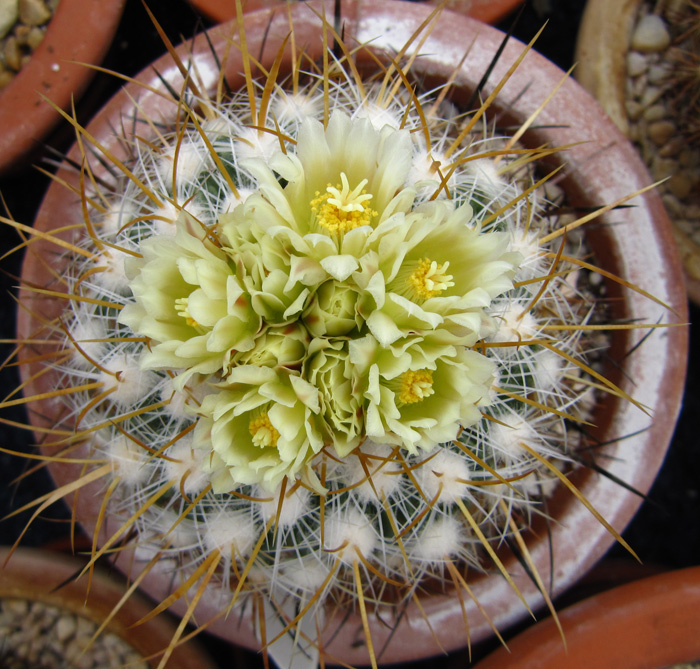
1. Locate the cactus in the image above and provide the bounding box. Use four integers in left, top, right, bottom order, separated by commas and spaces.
1, 5, 674, 668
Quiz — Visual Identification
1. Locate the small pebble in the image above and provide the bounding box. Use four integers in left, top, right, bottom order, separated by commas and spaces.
626, 100, 644, 121
627, 51, 647, 77
643, 103, 667, 122
676, 217, 694, 234
668, 172, 693, 199
629, 74, 648, 98
680, 148, 700, 168
55, 614, 77, 642
5, 599, 29, 616
640, 84, 662, 107
25, 23, 41, 48
653, 155, 678, 180
648, 120, 676, 145
18, 0, 50, 26
647, 63, 670, 85
631, 13, 671, 52
3, 33, 20, 70
662, 193, 683, 216
0, 0, 18, 39
659, 136, 686, 158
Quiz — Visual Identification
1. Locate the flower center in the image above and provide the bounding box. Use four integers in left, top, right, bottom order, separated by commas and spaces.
398, 369, 435, 405
311, 172, 376, 235
249, 412, 280, 448
409, 259, 455, 300
174, 297, 199, 327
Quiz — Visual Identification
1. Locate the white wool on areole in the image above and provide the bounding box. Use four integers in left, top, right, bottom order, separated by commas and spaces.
256, 484, 311, 528
412, 515, 464, 563
107, 435, 151, 486
489, 297, 539, 345
279, 555, 332, 595
342, 441, 403, 503
323, 507, 378, 565
98, 355, 158, 407
202, 510, 258, 559
90, 246, 130, 292
158, 141, 212, 191
414, 448, 472, 504
67, 316, 107, 369
163, 438, 210, 495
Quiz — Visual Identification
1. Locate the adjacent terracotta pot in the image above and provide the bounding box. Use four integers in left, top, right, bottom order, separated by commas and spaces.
475, 566, 700, 668
0, 0, 126, 176
186, 0, 523, 25
575, 0, 700, 303
0, 547, 216, 668
17, 0, 688, 664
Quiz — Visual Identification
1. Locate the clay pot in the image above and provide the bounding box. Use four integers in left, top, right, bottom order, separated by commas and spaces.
0, 546, 216, 668
575, 0, 700, 303
186, 0, 523, 25
16, 0, 687, 664
475, 566, 700, 668
0, 0, 126, 176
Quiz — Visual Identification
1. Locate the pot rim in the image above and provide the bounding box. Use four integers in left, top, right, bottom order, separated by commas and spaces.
186, 0, 524, 26
0, 0, 126, 176
16, 0, 688, 663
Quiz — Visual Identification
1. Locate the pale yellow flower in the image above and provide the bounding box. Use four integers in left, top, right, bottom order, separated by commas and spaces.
193, 366, 324, 491
348, 331, 495, 453
355, 201, 520, 346
119, 214, 260, 386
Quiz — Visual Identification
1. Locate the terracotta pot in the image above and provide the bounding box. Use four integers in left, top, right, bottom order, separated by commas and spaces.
0, 0, 126, 176
475, 566, 700, 668
0, 547, 216, 668
575, 0, 700, 303
16, 0, 687, 664
187, 0, 523, 25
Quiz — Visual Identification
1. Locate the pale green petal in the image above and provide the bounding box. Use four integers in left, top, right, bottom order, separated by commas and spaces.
366, 311, 403, 347
320, 255, 359, 281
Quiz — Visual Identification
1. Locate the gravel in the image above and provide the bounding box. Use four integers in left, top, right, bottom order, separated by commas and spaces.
0, 0, 59, 90
0, 597, 149, 668
624, 1, 700, 281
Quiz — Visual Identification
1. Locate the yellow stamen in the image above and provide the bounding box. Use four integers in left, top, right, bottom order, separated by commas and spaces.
409, 258, 454, 300
398, 370, 435, 405
174, 297, 198, 328
249, 412, 280, 448
310, 172, 376, 235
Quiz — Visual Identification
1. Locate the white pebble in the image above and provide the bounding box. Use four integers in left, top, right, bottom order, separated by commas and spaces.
55, 614, 77, 642
627, 51, 647, 77
647, 63, 670, 85
631, 14, 670, 53
640, 85, 662, 107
